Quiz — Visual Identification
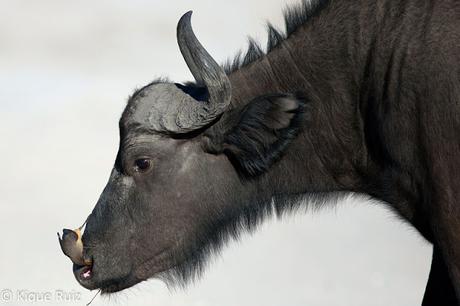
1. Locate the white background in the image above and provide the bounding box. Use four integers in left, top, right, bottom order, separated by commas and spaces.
0, 0, 431, 305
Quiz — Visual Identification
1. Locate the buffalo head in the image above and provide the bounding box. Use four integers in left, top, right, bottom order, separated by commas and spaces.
62, 11, 305, 293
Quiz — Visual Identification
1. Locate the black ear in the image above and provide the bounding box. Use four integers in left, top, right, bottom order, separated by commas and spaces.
204, 93, 306, 177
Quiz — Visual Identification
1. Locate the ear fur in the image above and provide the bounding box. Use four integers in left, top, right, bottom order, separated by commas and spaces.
203, 93, 306, 177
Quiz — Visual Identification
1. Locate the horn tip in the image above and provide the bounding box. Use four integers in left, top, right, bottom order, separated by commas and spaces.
181, 10, 193, 21
178, 11, 193, 32
177, 10, 195, 43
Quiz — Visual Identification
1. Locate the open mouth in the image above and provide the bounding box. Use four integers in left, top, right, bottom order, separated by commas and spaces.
73, 262, 140, 293
73, 263, 97, 289
75, 264, 93, 281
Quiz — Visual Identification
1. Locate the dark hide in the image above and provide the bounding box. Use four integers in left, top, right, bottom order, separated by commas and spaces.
70, 0, 460, 305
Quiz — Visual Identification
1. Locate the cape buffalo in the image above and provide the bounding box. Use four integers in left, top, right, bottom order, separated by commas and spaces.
59, 0, 460, 304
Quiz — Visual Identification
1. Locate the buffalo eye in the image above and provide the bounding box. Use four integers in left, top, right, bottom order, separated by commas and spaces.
134, 158, 152, 173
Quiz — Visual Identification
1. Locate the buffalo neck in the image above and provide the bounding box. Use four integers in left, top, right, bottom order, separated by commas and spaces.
227, 0, 375, 200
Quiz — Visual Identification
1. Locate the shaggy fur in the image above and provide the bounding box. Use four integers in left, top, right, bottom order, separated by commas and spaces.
224, 0, 329, 74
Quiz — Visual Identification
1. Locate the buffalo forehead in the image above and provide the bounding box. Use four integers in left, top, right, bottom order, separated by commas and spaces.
126, 83, 184, 129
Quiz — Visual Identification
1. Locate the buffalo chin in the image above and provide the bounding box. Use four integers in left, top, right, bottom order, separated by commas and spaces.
73, 263, 142, 293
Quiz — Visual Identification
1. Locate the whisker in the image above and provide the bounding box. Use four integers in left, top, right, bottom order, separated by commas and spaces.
86, 289, 101, 306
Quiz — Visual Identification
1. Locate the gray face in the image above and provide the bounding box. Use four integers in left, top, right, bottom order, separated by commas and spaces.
75, 123, 247, 292
70, 79, 305, 292
70, 77, 260, 291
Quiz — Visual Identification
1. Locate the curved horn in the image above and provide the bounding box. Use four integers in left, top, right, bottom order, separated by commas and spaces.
175, 11, 232, 129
